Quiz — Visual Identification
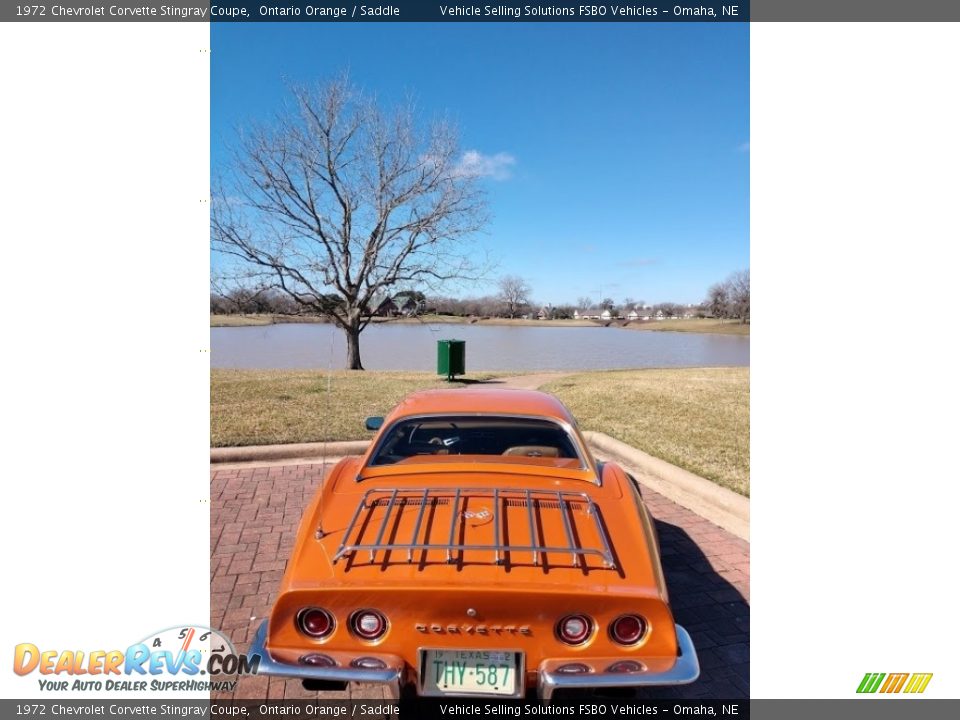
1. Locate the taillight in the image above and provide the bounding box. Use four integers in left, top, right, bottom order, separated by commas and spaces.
350, 657, 387, 670
606, 660, 644, 674
297, 608, 334, 639
555, 662, 591, 674
350, 609, 388, 641
299, 653, 335, 667
556, 614, 593, 645
610, 614, 647, 645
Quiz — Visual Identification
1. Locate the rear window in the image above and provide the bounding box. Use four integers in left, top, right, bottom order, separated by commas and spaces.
369, 416, 584, 468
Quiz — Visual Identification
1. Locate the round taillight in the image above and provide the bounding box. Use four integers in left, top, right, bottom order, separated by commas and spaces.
610, 614, 647, 645
297, 608, 334, 639
351, 609, 387, 640
556, 614, 593, 645
606, 660, 644, 674
350, 657, 387, 670
299, 653, 335, 667
555, 662, 591, 675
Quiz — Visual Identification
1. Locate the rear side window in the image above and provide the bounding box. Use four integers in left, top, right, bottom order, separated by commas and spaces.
369, 416, 584, 468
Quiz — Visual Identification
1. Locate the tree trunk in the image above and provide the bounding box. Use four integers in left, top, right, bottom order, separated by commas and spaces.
345, 323, 364, 370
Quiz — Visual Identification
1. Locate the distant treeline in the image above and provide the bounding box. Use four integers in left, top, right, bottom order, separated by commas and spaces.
208, 288, 542, 318
211, 269, 749, 323
211, 290, 707, 321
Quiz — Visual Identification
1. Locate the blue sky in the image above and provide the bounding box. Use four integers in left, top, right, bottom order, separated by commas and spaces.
212, 23, 748, 306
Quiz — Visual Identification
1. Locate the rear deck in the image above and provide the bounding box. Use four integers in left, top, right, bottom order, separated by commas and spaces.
332, 487, 616, 571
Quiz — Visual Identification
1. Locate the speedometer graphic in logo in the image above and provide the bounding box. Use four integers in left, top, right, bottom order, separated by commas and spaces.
136, 625, 237, 675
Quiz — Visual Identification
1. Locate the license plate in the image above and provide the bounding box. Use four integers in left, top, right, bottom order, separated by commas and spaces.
420, 649, 523, 697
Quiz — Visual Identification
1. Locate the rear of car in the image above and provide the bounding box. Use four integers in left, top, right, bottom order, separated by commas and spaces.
248, 390, 699, 699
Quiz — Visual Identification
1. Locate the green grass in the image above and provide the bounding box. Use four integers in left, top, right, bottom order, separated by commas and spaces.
211, 370, 498, 447
542, 368, 750, 495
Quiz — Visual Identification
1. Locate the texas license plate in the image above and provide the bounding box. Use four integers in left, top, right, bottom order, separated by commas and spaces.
420, 649, 523, 697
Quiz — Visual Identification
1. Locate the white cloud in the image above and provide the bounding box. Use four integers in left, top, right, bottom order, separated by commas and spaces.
455, 150, 516, 180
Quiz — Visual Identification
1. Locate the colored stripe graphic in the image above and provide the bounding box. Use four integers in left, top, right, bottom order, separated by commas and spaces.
856, 673, 885, 693
880, 673, 909, 693
903, 673, 933, 694
858, 672, 933, 694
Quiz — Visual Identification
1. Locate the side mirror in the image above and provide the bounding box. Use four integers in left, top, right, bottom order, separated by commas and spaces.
364, 416, 384, 432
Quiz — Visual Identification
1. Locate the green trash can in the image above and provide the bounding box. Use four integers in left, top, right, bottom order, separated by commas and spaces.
437, 339, 466, 381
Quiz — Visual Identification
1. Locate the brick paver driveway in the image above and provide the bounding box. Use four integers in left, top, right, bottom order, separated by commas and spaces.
211, 462, 749, 700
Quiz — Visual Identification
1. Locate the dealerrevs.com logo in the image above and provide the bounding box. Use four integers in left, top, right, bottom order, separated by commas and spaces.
13, 625, 259, 692
857, 672, 933, 694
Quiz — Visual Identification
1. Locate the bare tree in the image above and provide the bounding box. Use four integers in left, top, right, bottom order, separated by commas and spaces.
727, 269, 750, 323
576, 296, 593, 311
704, 269, 749, 322
497, 275, 531, 318
210, 277, 272, 315
211, 77, 489, 369
655, 302, 684, 318
706, 282, 730, 319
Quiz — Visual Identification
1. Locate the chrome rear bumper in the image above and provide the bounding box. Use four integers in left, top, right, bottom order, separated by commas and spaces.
248, 620, 698, 702
536, 625, 700, 700
247, 621, 403, 699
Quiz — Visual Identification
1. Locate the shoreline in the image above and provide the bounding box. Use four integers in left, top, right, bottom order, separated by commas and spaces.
210, 314, 749, 335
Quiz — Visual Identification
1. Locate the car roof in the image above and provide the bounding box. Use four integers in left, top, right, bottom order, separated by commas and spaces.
385, 388, 576, 424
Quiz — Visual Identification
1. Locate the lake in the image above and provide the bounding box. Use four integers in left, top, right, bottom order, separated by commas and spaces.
211, 323, 749, 371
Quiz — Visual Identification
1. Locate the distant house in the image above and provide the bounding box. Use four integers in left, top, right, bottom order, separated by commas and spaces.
398, 296, 422, 316
536, 305, 552, 320
627, 308, 652, 321
574, 307, 608, 320
374, 298, 400, 317
374, 294, 423, 317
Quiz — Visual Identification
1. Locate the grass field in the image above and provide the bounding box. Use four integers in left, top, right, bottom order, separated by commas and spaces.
211, 367, 749, 495
624, 318, 750, 335
210, 370, 499, 447
211, 314, 326, 327
542, 368, 750, 495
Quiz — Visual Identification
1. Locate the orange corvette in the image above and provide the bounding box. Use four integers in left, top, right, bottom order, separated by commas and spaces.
249, 388, 699, 699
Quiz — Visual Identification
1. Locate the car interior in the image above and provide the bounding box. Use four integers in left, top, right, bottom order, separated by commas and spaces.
369, 416, 582, 466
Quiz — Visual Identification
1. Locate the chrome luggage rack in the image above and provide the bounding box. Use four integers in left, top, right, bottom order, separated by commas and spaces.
332, 487, 615, 569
